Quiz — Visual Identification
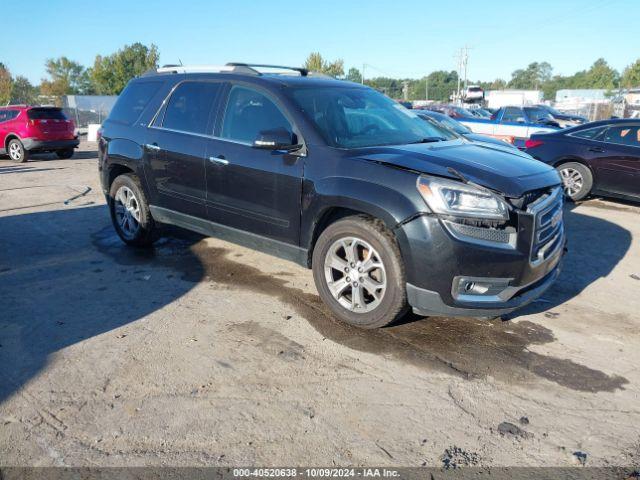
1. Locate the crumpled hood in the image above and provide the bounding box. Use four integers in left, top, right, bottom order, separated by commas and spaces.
354, 139, 561, 198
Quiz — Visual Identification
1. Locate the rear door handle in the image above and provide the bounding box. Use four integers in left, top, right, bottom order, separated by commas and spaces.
145, 143, 161, 151
208, 155, 229, 166
588, 146, 604, 153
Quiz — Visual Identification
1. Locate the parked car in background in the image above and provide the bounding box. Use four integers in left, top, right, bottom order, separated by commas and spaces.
462, 85, 484, 103
525, 119, 640, 202
460, 106, 561, 148
428, 104, 477, 119
415, 110, 517, 149
469, 108, 492, 118
99, 63, 564, 328
535, 104, 587, 128
0, 106, 78, 162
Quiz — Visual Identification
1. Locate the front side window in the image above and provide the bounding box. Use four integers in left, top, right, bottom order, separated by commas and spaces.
603, 125, 640, 147
221, 86, 292, 144
291, 87, 457, 148
501, 107, 525, 123
162, 82, 221, 134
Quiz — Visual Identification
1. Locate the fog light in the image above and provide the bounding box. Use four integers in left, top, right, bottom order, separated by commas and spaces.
453, 276, 512, 302
464, 282, 489, 294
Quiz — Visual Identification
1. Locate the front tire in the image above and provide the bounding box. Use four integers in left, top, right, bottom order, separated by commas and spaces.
312, 215, 408, 329
108, 173, 157, 247
56, 149, 74, 159
557, 162, 593, 201
8, 139, 29, 163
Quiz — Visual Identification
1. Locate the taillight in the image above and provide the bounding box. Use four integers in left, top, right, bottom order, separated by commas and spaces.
525, 139, 544, 149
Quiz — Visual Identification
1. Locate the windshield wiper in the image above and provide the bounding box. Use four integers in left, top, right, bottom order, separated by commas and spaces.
409, 136, 447, 144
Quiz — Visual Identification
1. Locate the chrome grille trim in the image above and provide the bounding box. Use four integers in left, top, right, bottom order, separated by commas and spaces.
527, 186, 564, 266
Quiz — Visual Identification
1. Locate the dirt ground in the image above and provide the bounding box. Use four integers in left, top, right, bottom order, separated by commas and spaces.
1, 142, 639, 468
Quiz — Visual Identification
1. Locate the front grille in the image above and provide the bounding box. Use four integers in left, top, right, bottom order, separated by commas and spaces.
508, 187, 553, 210
527, 187, 564, 265
445, 221, 513, 244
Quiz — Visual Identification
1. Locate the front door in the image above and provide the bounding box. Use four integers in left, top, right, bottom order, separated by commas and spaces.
205, 84, 304, 245
144, 81, 223, 218
592, 124, 640, 197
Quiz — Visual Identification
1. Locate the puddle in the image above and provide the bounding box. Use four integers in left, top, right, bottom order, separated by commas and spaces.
92, 227, 628, 393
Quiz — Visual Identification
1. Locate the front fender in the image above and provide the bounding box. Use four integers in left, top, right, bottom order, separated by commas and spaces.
301, 174, 425, 250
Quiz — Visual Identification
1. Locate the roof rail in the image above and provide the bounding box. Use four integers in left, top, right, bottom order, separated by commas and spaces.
155, 64, 259, 75
152, 63, 332, 79
226, 63, 309, 77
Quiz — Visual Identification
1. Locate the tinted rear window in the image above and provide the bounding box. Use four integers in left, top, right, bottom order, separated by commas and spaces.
108, 81, 162, 125
28, 108, 67, 120
570, 126, 605, 140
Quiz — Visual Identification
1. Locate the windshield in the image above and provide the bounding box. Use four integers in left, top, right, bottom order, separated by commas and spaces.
543, 105, 562, 116
524, 107, 554, 123
291, 87, 457, 148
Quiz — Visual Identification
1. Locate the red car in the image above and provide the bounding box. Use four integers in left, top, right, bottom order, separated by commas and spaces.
0, 105, 79, 162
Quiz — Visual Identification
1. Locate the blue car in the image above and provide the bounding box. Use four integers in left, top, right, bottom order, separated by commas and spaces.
459, 106, 561, 148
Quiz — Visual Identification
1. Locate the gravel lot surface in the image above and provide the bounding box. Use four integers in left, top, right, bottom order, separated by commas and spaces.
1, 142, 639, 467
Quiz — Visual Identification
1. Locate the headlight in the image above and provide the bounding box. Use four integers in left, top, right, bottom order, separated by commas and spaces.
417, 175, 509, 220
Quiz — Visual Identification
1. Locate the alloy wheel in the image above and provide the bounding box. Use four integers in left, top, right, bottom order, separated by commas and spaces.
8, 142, 21, 161
323, 237, 387, 313
559, 167, 584, 198
114, 186, 141, 239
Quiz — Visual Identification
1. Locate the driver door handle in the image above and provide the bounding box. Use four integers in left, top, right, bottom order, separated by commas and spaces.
588, 146, 604, 153
145, 143, 161, 151
208, 155, 229, 166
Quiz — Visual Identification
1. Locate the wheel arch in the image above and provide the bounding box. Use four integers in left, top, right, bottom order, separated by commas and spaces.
107, 163, 136, 190
552, 155, 594, 175
4, 133, 21, 151
302, 179, 420, 268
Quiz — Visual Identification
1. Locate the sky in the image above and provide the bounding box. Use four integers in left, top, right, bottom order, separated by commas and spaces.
3, 0, 638, 84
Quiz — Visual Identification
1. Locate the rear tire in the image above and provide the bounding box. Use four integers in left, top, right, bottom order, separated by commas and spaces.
556, 162, 592, 201
108, 173, 157, 247
8, 139, 29, 163
312, 215, 408, 329
56, 149, 74, 159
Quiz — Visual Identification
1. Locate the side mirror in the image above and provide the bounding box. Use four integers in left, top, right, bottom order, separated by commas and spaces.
253, 127, 301, 152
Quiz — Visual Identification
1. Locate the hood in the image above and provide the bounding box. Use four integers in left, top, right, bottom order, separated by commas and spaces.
353, 139, 561, 198
463, 132, 519, 151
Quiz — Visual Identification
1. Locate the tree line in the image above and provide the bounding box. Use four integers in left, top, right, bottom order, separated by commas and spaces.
2, 47, 640, 106
305, 53, 640, 102
0, 43, 159, 105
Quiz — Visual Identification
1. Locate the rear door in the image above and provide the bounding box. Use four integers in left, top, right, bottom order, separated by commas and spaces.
204, 83, 304, 244
592, 124, 640, 197
145, 80, 223, 218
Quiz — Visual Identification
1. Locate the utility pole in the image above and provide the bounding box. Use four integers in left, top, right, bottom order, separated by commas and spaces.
463, 46, 470, 92
454, 46, 472, 104
425, 76, 429, 101
402, 81, 409, 101
362, 63, 366, 85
